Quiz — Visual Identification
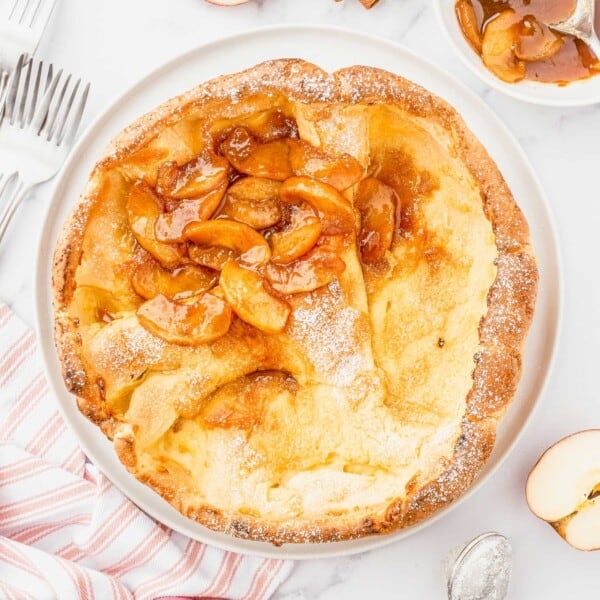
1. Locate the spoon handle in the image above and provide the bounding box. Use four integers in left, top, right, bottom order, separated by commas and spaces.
586, 34, 600, 62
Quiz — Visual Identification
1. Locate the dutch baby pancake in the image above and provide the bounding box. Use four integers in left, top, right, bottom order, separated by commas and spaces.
53, 60, 537, 544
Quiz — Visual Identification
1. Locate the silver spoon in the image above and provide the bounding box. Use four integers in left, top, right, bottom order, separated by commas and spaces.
446, 532, 512, 600
551, 0, 600, 60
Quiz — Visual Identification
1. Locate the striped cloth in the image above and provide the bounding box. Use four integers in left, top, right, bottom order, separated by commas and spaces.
0, 303, 292, 599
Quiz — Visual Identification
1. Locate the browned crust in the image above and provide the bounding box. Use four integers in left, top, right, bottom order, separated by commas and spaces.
52, 59, 538, 545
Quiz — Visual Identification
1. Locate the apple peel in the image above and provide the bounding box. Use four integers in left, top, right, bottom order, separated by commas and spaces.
526, 429, 600, 551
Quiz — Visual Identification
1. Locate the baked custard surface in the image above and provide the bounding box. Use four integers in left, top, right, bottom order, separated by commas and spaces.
53, 60, 537, 544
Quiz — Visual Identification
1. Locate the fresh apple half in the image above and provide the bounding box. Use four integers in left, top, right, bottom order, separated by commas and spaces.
205, 0, 250, 5
526, 430, 600, 551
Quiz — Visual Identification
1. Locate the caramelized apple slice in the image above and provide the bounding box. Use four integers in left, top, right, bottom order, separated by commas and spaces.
516, 18, 563, 61
269, 203, 322, 264
237, 109, 299, 141
220, 127, 293, 180
156, 151, 229, 200
137, 292, 232, 345
287, 140, 363, 191
188, 245, 237, 271
355, 177, 396, 263
220, 261, 290, 333
154, 181, 227, 242
126, 181, 184, 268
266, 248, 346, 295
132, 261, 218, 300
481, 10, 526, 83
119, 146, 170, 187
279, 176, 355, 235
219, 177, 282, 229
185, 219, 271, 266
455, 0, 482, 53
201, 371, 297, 431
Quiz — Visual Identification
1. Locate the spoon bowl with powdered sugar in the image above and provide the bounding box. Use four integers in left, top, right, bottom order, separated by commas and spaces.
446, 532, 512, 600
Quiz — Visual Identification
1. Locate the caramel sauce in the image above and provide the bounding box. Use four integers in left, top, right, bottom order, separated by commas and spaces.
201, 371, 297, 431
475, 0, 576, 25
265, 246, 346, 295
457, 0, 600, 84
372, 149, 438, 242
355, 178, 396, 264
212, 109, 299, 148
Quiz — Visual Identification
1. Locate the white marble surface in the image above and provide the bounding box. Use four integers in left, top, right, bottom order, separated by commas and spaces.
1, 0, 599, 598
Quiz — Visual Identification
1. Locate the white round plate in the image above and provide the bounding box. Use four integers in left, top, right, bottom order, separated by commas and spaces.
434, 0, 600, 106
35, 25, 561, 560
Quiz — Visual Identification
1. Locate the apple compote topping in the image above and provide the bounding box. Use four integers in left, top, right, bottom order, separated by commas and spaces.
124, 112, 402, 345
126, 181, 185, 267
456, 0, 600, 84
219, 178, 282, 229
356, 177, 397, 264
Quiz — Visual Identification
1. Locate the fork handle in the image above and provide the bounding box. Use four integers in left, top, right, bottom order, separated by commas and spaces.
0, 182, 30, 244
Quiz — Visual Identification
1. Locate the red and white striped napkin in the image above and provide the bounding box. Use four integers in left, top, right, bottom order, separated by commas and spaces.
0, 303, 293, 599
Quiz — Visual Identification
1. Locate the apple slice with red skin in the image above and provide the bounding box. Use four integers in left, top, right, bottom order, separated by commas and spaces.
526, 429, 600, 551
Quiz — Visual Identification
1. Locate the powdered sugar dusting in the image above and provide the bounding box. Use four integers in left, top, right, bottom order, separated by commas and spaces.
210, 60, 338, 104
92, 319, 168, 375
287, 280, 371, 386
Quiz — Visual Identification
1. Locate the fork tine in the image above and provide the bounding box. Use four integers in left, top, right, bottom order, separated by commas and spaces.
16, 59, 32, 128
29, 0, 44, 27
8, 0, 20, 21
7, 0, 54, 30
5, 54, 25, 124
31, 66, 61, 134
18, 0, 32, 25
54, 79, 79, 144
43, 73, 70, 140
60, 81, 89, 147
26, 60, 43, 125
46, 63, 53, 90
31, 0, 55, 29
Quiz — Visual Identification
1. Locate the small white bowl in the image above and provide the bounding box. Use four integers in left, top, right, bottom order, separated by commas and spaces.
434, 0, 600, 106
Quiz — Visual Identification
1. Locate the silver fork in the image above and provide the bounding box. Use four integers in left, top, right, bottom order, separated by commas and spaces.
0, 0, 56, 73
0, 54, 89, 243
0, 52, 52, 123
